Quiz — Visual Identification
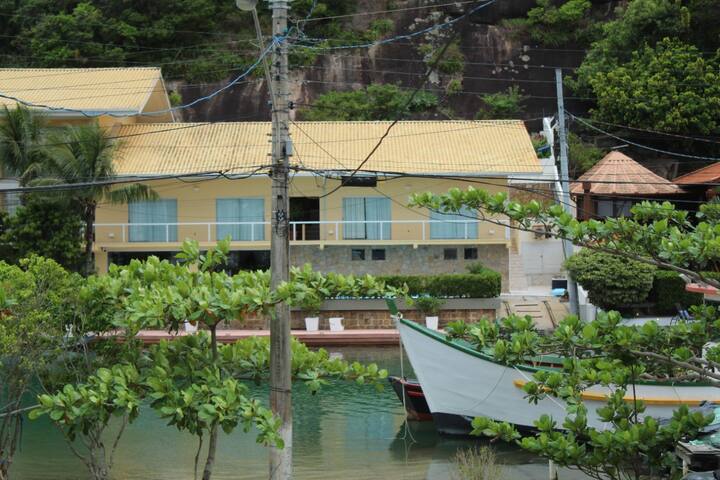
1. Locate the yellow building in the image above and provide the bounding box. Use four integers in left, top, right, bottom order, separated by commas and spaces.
94, 121, 541, 289
0, 68, 542, 288
0, 67, 174, 212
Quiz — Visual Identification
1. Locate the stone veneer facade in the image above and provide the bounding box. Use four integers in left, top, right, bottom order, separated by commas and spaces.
289, 244, 509, 291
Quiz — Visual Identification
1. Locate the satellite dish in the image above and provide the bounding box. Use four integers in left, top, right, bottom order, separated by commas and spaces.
236, 0, 258, 10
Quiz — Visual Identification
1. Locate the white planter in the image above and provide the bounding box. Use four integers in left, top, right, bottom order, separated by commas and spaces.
329, 317, 344, 332
425, 316, 439, 330
184, 321, 198, 334
304, 317, 319, 332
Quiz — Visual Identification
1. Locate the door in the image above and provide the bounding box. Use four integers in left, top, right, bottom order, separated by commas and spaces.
289, 197, 320, 241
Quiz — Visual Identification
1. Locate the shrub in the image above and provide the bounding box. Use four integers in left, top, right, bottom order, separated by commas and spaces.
451, 446, 504, 480
379, 269, 501, 298
564, 250, 656, 310
466, 262, 485, 274
475, 86, 526, 119
415, 295, 445, 316
648, 270, 703, 314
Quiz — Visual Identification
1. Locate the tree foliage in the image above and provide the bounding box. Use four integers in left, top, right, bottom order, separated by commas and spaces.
584, 38, 720, 135
564, 250, 656, 310
502, 0, 597, 47
0, 256, 82, 479
299, 84, 438, 121
412, 186, 720, 478
475, 86, 526, 120
0, 196, 84, 271
30, 240, 402, 480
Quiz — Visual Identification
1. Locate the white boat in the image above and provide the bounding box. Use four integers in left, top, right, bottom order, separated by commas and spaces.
396, 316, 720, 435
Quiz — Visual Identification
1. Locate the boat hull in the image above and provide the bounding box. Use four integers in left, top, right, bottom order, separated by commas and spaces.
389, 376, 433, 421
397, 318, 720, 434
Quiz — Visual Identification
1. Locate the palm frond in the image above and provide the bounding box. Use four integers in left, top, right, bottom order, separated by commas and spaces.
106, 183, 158, 205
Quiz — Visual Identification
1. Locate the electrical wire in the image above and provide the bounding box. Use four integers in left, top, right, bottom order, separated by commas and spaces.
570, 114, 720, 161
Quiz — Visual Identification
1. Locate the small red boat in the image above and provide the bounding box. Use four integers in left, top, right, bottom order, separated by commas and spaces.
389, 376, 432, 421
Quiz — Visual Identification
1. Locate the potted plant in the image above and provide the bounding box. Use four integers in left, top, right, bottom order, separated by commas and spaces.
415, 295, 445, 330
301, 294, 323, 332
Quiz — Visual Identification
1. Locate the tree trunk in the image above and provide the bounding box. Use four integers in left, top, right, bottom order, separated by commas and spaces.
83, 202, 96, 276
202, 424, 219, 480
201, 325, 219, 480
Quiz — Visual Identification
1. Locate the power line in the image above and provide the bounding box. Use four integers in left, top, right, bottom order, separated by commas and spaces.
569, 115, 720, 145
570, 114, 720, 161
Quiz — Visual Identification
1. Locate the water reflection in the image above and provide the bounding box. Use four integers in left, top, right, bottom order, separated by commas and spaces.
12, 346, 588, 480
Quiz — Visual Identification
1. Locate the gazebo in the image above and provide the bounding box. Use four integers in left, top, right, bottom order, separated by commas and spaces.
570, 151, 681, 220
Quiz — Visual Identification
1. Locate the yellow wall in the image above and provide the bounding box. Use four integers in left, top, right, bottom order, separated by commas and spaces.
94, 175, 511, 255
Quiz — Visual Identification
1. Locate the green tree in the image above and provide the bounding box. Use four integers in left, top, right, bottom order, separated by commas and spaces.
502, 0, 596, 47
584, 38, 720, 135
568, 132, 605, 178
41, 124, 156, 275
564, 250, 656, 310
0, 196, 84, 271
475, 86, 526, 120
410, 189, 720, 478
0, 256, 81, 480
0, 105, 46, 184
300, 84, 438, 121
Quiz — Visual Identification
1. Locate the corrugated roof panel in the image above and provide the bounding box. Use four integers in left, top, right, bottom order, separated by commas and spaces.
0, 68, 162, 113
113, 121, 541, 176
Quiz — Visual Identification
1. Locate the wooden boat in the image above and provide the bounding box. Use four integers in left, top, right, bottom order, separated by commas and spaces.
388, 376, 432, 421
396, 316, 720, 435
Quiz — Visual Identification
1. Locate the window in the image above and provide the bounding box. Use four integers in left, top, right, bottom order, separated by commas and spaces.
430, 207, 478, 239
464, 247, 478, 260
595, 199, 633, 218
351, 248, 366, 261
128, 199, 177, 242
343, 197, 391, 240
216, 198, 265, 241
443, 248, 457, 260
371, 248, 386, 261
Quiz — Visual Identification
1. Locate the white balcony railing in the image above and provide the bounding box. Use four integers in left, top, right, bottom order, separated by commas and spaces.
94, 219, 511, 243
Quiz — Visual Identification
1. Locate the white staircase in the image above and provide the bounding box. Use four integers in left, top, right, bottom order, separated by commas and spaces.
508, 251, 528, 293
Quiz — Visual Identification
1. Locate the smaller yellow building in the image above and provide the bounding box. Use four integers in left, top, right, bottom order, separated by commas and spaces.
94, 120, 541, 289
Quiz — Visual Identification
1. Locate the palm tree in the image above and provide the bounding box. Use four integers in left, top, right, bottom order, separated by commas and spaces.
0, 105, 47, 184
42, 124, 157, 275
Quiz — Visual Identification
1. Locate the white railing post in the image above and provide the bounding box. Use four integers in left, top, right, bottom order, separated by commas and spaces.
421, 221, 426, 240
165, 224, 169, 242
293, 223, 297, 241
465, 222, 468, 239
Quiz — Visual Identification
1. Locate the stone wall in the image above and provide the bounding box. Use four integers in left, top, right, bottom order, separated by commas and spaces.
290, 244, 509, 291
222, 298, 499, 330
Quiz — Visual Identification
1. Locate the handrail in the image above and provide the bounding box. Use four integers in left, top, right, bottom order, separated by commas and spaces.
94, 219, 509, 243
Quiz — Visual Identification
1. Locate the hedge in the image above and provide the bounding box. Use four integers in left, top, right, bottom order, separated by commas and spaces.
648, 270, 703, 314
378, 269, 501, 299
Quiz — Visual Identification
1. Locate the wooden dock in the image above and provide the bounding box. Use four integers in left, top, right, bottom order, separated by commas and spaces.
135, 329, 400, 347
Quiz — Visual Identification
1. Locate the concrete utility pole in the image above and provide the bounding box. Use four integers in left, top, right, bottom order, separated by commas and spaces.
555, 68, 580, 316
268, 0, 292, 478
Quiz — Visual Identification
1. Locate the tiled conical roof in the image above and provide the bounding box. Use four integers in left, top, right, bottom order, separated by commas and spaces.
570, 151, 679, 196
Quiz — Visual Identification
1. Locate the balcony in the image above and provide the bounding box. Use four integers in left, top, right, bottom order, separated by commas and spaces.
93, 219, 511, 245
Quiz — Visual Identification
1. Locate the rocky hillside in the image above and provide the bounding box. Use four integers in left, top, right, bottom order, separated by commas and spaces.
174, 0, 610, 125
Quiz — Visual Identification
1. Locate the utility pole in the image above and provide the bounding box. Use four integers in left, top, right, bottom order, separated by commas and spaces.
268, 0, 292, 478
555, 68, 580, 316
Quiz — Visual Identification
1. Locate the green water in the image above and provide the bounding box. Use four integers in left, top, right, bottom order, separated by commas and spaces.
12, 346, 587, 480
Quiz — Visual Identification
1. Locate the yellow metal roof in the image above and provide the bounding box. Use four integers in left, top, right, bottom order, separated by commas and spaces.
0, 68, 164, 114
113, 121, 541, 176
